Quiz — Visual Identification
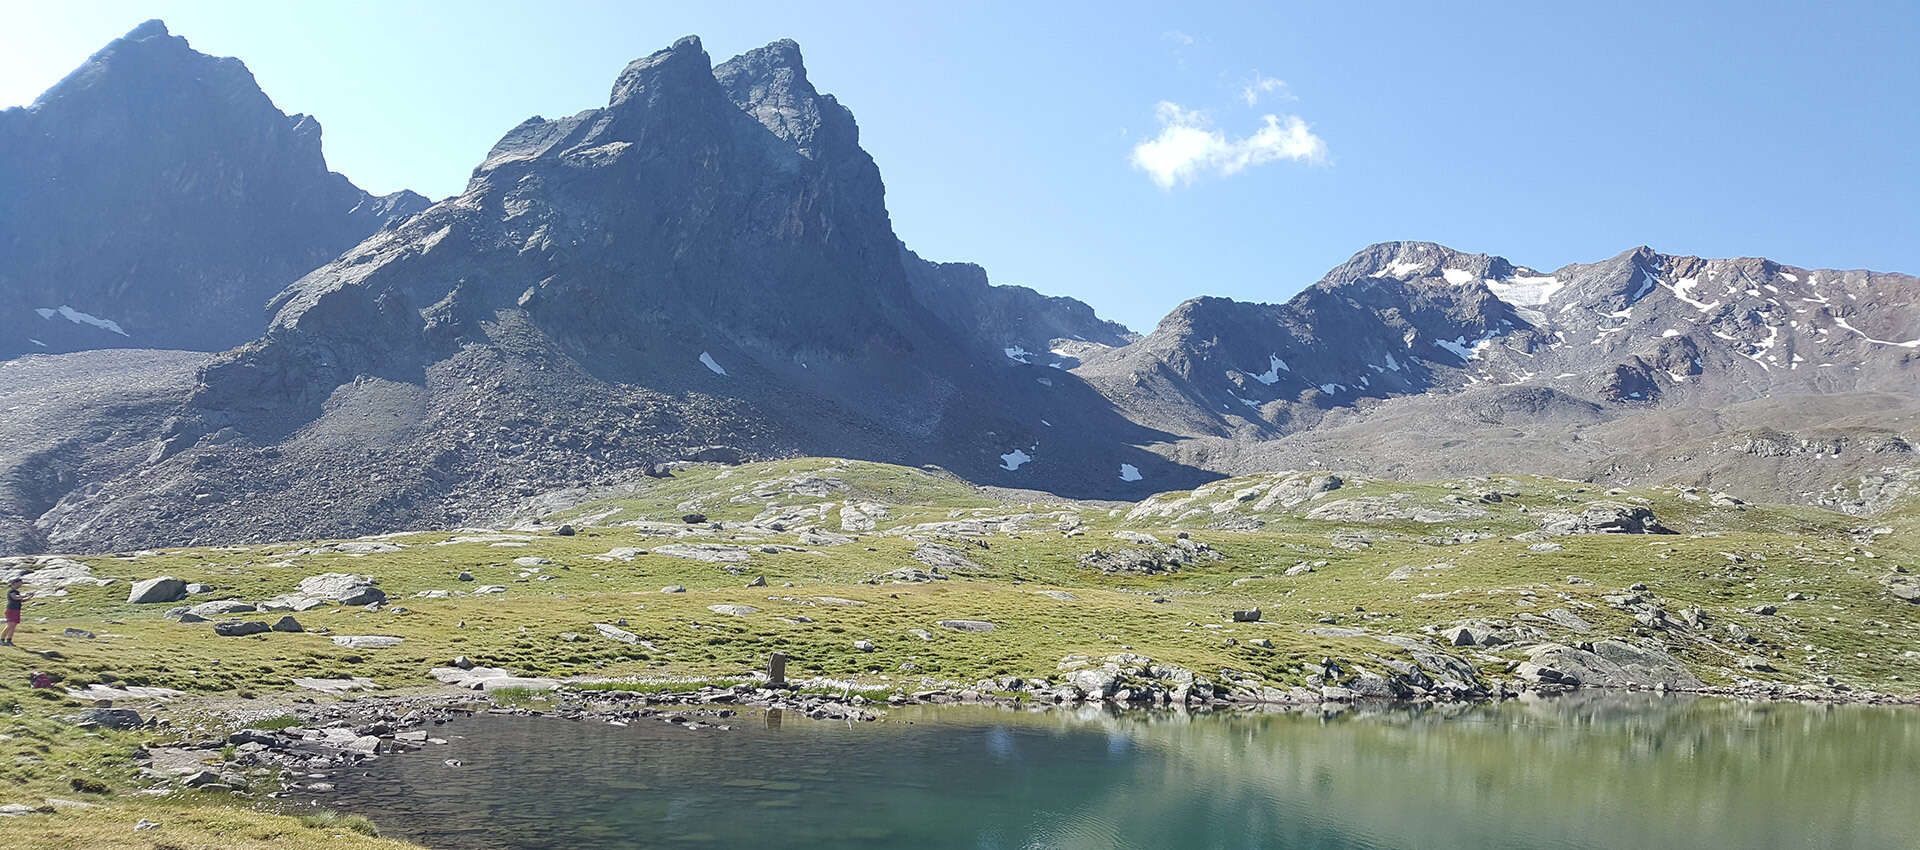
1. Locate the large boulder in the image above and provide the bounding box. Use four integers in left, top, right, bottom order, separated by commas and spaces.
294, 573, 386, 607
186, 599, 256, 618
213, 620, 270, 637
68, 707, 144, 729
127, 576, 187, 604
1517, 640, 1701, 689
1537, 501, 1673, 535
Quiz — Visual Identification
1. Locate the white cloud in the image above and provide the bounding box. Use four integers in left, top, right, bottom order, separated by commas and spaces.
1162, 30, 1196, 46
1130, 102, 1327, 189
1240, 74, 1291, 106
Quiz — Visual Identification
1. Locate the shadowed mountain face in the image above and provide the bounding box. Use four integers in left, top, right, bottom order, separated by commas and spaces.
0, 20, 426, 358
900, 244, 1138, 369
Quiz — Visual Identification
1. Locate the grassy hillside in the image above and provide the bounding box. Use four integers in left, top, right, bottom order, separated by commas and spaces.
2, 458, 1916, 846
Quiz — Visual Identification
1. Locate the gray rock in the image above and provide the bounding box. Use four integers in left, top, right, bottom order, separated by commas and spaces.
70, 707, 143, 729
1230, 608, 1262, 623
186, 599, 256, 618
661, 585, 687, 593
127, 576, 187, 604
937, 619, 996, 632
707, 604, 759, 616
270, 616, 304, 633
296, 573, 386, 606
1519, 641, 1702, 689
593, 623, 642, 644
911, 543, 984, 572
330, 635, 404, 649
853, 640, 875, 652
213, 620, 270, 637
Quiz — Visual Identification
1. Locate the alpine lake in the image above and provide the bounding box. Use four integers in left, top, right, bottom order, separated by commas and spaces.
311, 693, 1919, 850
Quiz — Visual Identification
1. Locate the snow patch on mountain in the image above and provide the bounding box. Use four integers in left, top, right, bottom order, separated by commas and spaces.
999, 449, 1032, 471
36, 306, 129, 336
698, 352, 728, 376
1483, 274, 1564, 307
1246, 353, 1290, 385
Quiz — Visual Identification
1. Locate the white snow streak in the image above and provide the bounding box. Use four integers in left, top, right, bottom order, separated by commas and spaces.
35, 305, 128, 336
698, 352, 728, 375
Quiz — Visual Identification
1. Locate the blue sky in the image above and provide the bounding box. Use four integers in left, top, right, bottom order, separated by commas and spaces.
5, 1, 1916, 332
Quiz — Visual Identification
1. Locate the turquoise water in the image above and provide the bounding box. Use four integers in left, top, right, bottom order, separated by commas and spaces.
319, 694, 1920, 849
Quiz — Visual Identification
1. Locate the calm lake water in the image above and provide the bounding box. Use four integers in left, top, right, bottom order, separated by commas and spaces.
316, 694, 1920, 850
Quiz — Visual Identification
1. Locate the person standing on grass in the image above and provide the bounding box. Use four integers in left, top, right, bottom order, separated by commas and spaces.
3, 578, 26, 646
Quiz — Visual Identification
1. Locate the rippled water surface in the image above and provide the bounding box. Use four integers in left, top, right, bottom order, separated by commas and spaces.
318, 694, 1920, 849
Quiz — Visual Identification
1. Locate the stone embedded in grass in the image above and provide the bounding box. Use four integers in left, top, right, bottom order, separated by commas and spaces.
1033, 590, 1078, 602
655, 543, 753, 562
911, 543, 984, 572
707, 604, 759, 616
186, 599, 256, 618
68, 707, 143, 729
594, 623, 642, 644
854, 640, 875, 652
593, 548, 648, 562
937, 619, 996, 632
331, 635, 404, 649
292, 677, 378, 693
661, 585, 686, 593
213, 620, 270, 637
271, 615, 304, 633
1230, 608, 1262, 623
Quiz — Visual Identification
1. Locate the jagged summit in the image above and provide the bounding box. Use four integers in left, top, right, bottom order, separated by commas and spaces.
125, 18, 170, 39
0, 20, 426, 358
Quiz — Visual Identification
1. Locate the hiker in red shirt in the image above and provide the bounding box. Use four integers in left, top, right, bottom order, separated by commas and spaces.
3, 578, 27, 646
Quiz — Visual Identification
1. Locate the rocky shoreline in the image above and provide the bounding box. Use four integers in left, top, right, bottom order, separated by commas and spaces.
91, 656, 1914, 809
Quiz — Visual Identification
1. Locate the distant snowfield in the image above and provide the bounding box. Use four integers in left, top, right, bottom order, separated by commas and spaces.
1119, 463, 1142, 482
999, 449, 1032, 471
1483, 274, 1563, 307
698, 352, 728, 375
36, 305, 128, 336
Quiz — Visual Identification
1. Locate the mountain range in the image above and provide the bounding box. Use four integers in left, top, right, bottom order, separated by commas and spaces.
2, 21, 1914, 553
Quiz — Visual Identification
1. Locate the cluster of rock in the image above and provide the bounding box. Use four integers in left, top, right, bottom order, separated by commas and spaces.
150, 573, 387, 638
1078, 532, 1221, 575
1531, 500, 1673, 536
0, 557, 116, 592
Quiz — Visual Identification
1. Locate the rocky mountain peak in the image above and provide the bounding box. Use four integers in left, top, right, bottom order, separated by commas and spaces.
0, 21, 425, 358
714, 38, 857, 158
609, 35, 714, 106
